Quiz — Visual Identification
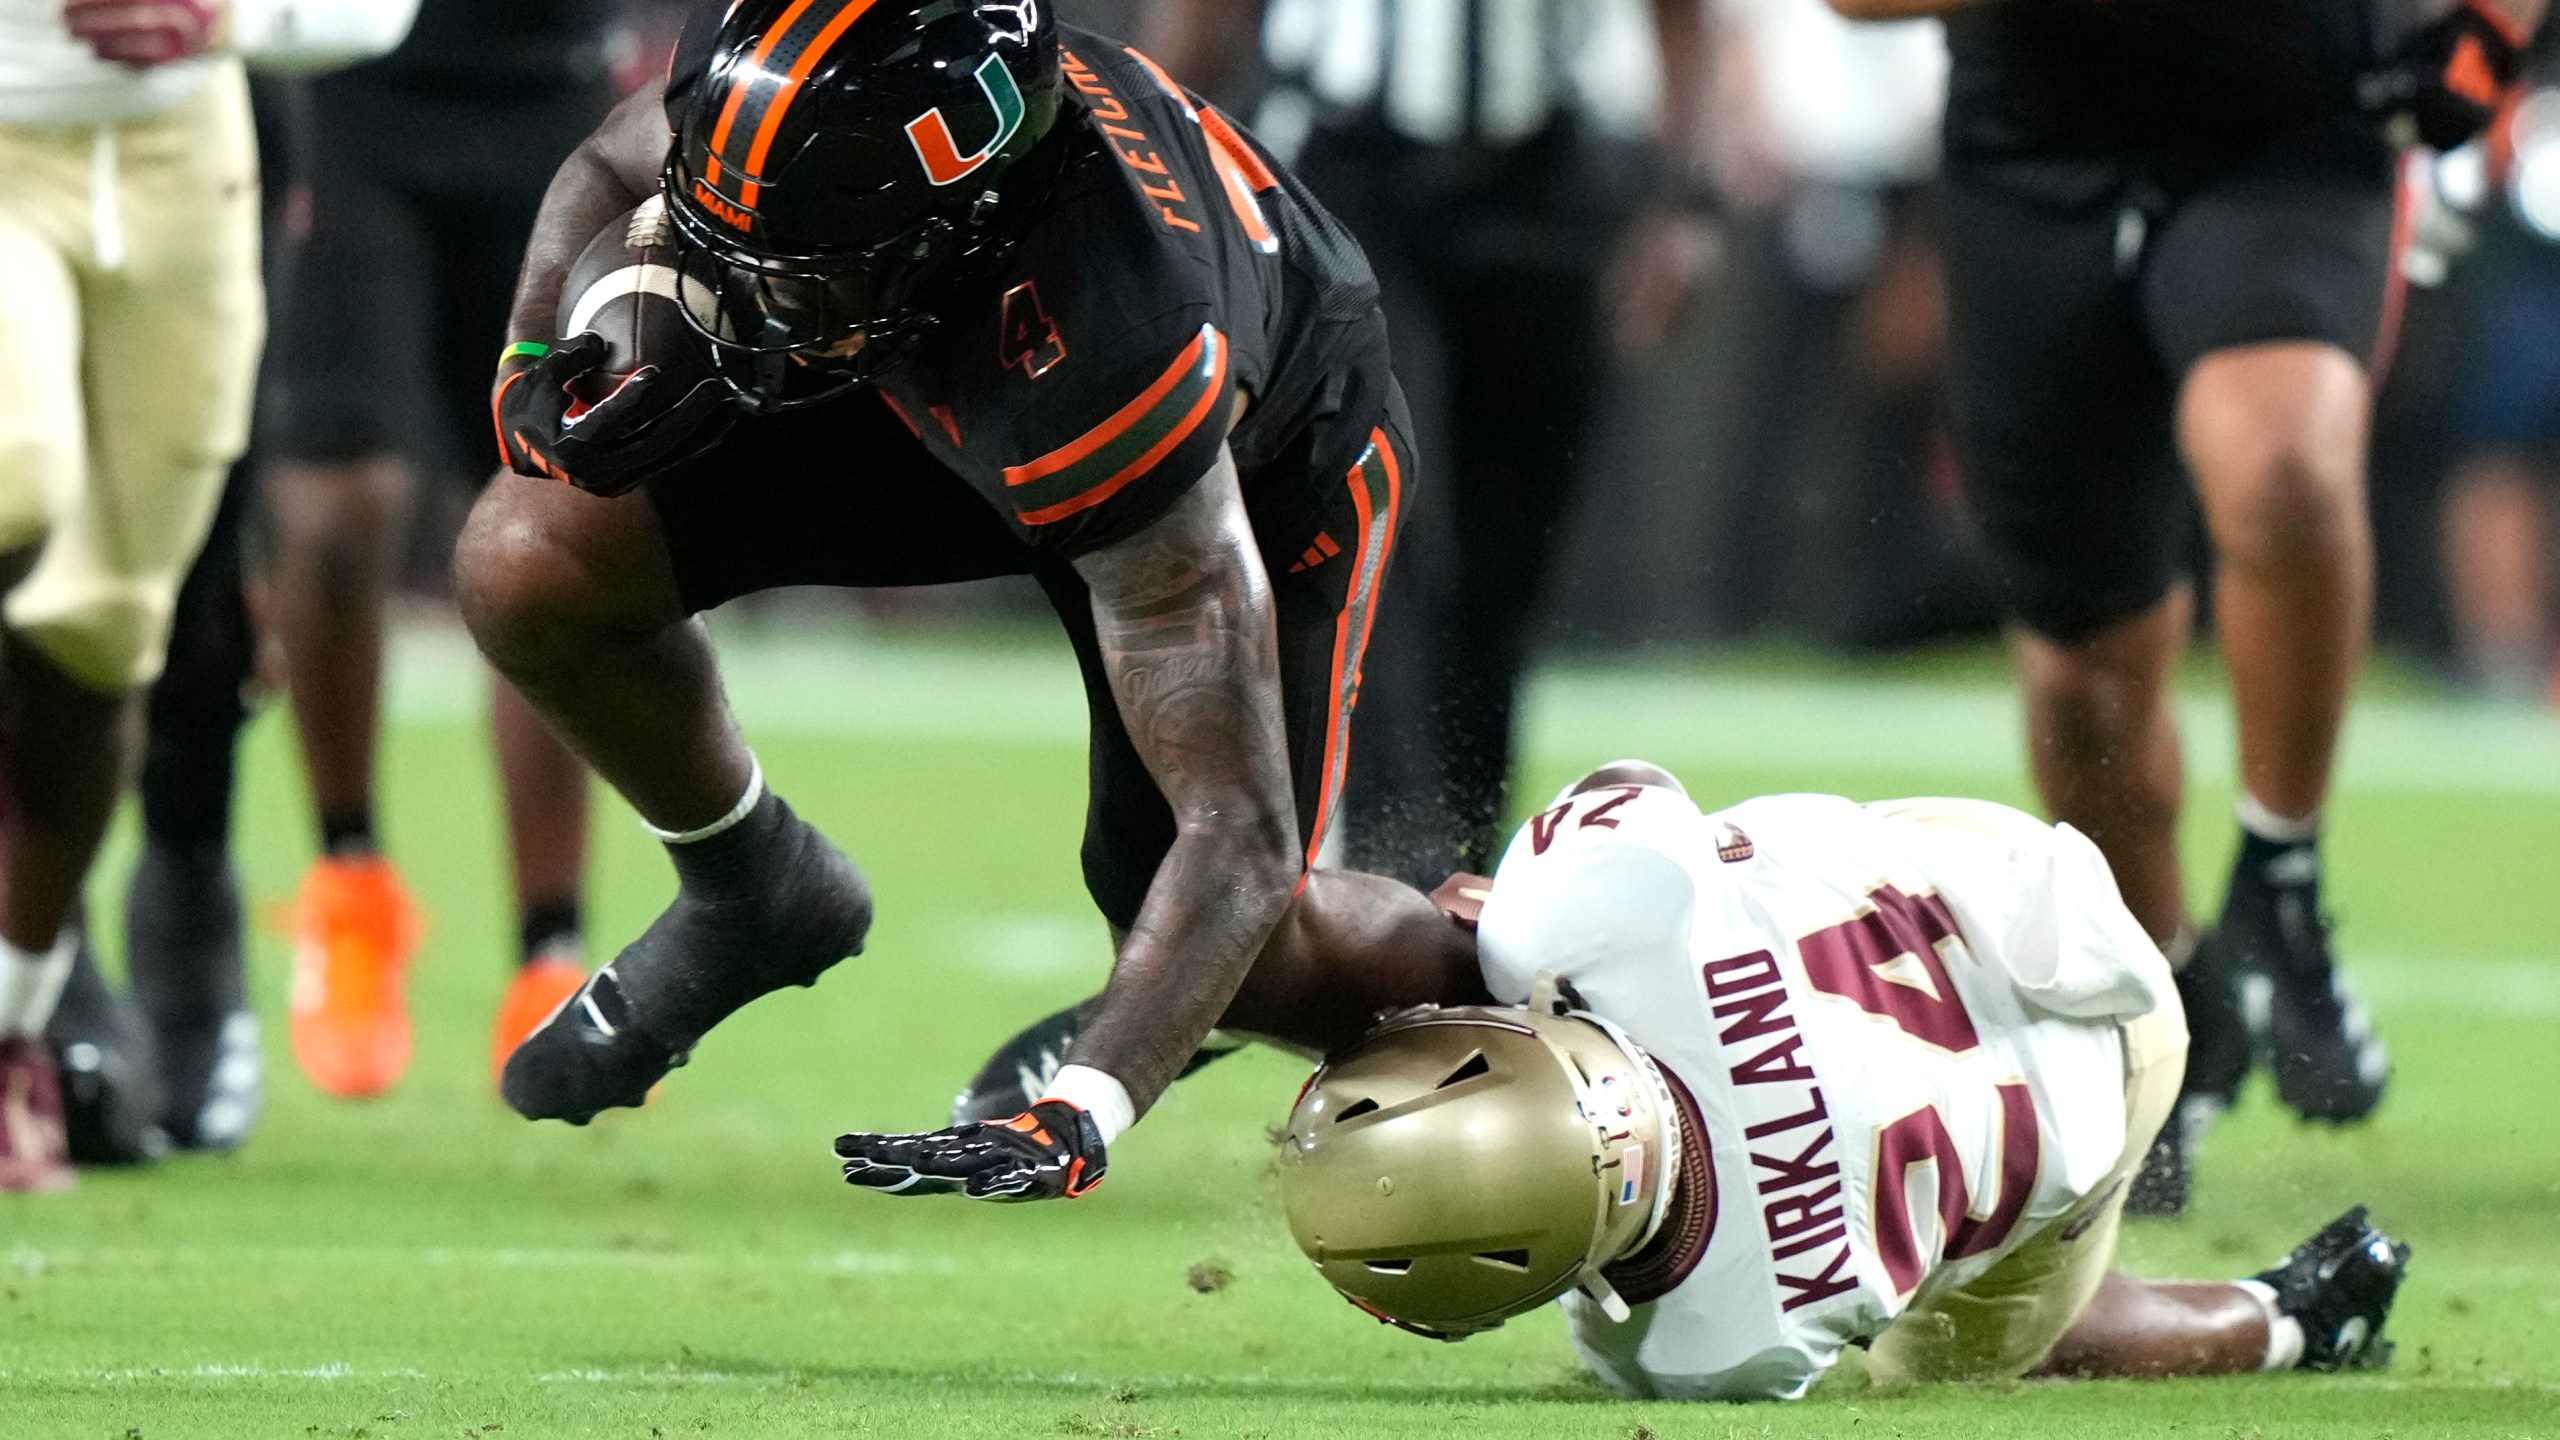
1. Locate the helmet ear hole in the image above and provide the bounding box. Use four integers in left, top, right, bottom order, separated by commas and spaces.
1279, 1006, 1672, 1339
1436, 1052, 1491, 1089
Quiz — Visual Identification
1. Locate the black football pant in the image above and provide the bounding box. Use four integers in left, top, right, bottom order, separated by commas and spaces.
1293, 122, 1642, 885
645, 382, 1415, 934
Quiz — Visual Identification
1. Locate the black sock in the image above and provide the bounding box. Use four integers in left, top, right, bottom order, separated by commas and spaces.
138, 460, 255, 853
662, 787, 790, 897
613, 788, 870, 1048
2234, 824, 2321, 895
320, 806, 377, 857
519, 898, 582, 967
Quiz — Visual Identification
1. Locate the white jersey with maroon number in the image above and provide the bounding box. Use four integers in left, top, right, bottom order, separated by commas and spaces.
1473, 784, 2174, 1402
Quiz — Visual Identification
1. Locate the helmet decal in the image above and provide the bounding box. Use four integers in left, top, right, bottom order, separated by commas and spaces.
906, 54, 1028, 186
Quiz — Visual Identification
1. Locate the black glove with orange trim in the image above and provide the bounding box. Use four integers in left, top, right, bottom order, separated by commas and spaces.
493, 336, 599, 487
2362, 0, 2530, 150
493, 335, 735, 497
835, 1099, 1107, 1202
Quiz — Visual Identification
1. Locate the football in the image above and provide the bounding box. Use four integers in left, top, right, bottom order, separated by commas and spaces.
553, 194, 728, 413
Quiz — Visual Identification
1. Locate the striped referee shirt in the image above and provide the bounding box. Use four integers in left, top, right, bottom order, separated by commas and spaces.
1255, 0, 1664, 154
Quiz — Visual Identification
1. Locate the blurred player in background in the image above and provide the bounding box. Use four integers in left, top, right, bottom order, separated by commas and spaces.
1700, 0, 1976, 649
1135, 0, 1715, 885
55, 74, 314, 1167
2440, 39, 2560, 700
1824, 0, 2543, 1215
1250, 764, 2412, 1397
253, 0, 620, 1100
0, 0, 415, 1190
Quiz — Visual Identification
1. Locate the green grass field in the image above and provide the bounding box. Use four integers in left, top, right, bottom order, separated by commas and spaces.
8, 623, 2560, 1438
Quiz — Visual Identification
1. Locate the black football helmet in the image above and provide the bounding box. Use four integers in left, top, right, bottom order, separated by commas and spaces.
663, 0, 1065, 408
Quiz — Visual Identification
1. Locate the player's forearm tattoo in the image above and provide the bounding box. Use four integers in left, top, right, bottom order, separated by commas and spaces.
1069, 451, 1299, 1111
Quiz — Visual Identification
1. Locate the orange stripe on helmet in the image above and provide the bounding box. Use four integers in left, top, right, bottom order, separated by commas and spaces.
738, 0, 883, 209
708, 0, 820, 170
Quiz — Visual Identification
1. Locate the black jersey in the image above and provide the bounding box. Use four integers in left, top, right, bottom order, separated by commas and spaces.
862, 34, 1388, 557
1944, 0, 2378, 161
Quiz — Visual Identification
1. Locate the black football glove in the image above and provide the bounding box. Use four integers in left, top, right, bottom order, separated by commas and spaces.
835, 1099, 1107, 1202
492, 335, 737, 498
2362, 0, 2529, 151
492, 335, 598, 486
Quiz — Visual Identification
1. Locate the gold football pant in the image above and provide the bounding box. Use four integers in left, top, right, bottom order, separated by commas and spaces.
1864, 998, 2189, 1385
0, 61, 262, 693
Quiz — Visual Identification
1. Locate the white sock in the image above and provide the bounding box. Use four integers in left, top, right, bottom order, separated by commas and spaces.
646, 755, 765, 845
2235, 793, 2321, 846
1040, 1064, 1136, 1145
2235, 1278, 2306, 1371
0, 932, 76, 1039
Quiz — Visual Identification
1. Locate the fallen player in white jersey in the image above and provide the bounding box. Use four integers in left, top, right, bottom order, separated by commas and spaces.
940, 761, 2412, 1396
1246, 762, 2407, 1398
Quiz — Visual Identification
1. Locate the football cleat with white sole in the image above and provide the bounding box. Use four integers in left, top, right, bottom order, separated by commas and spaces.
2255, 1205, 2410, 1372
124, 838, 262, 1151
952, 1001, 1244, 1127
45, 933, 169, 1166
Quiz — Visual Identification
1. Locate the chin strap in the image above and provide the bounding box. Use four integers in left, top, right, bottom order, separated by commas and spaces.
1578, 1273, 1633, 1323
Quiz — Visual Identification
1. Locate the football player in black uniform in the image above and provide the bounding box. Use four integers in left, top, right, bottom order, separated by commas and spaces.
462, 0, 1408, 1201
1827, 0, 2542, 1213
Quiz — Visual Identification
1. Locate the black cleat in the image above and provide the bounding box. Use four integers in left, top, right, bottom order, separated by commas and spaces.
44, 932, 169, 1167
2128, 932, 2258, 1219
2223, 841, 2386, 1124
952, 1003, 1083, 1126
951, 1000, 1246, 1126
501, 790, 871, 1124
2254, 1205, 2410, 1371
124, 839, 261, 1152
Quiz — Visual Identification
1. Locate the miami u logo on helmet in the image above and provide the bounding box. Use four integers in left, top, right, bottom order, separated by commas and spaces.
906, 54, 1027, 186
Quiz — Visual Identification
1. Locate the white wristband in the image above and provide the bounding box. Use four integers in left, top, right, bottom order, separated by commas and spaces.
1040, 1064, 1135, 1145
647, 756, 764, 844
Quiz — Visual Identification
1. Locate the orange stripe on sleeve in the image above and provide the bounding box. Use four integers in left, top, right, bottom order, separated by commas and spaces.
1198, 107, 1278, 192
1011, 333, 1228, 526
1120, 46, 1198, 118
1006, 328, 1210, 487
877, 390, 923, 438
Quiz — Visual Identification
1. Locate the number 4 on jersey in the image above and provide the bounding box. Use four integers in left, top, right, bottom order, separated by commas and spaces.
1793, 883, 2042, 1297
1000, 281, 1067, 379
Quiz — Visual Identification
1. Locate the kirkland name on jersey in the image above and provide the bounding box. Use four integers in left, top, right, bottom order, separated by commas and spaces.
1473, 785, 2177, 1401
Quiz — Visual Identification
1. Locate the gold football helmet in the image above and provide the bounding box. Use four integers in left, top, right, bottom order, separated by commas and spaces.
1274, 988, 1680, 1338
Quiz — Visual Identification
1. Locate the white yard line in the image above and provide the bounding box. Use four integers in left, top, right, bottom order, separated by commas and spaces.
10, 1245, 957, 1276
